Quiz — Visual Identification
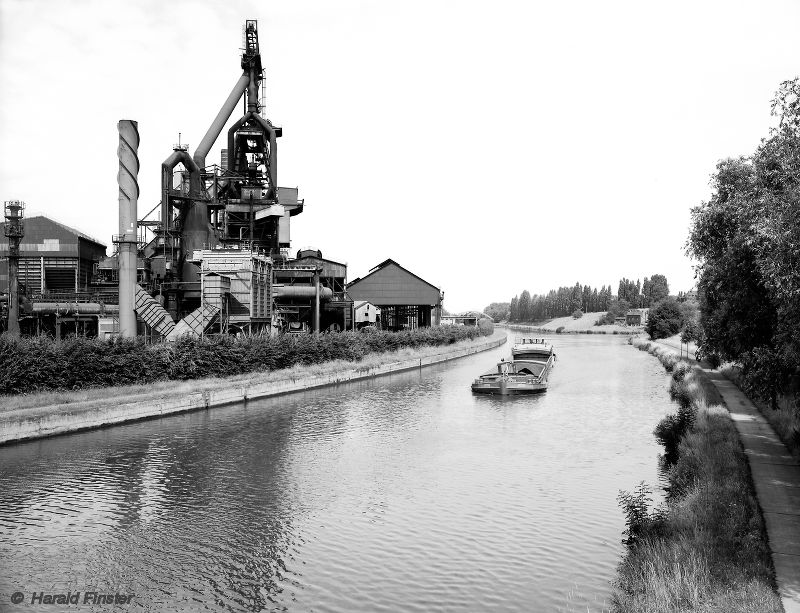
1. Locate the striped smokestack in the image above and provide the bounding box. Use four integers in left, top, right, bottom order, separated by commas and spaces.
117, 120, 139, 338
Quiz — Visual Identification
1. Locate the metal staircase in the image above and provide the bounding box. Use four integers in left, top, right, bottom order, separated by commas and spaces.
134, 286, 176, 337
165, 303, 219, 341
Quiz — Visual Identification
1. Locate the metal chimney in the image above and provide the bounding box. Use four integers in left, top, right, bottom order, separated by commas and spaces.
116, 120, 139, 338
3, 200, 25, 337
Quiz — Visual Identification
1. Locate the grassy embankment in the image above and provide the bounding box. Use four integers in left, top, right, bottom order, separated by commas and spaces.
612, 338, 781, 613
0, 325, 495, 413
506, 311, 637, 334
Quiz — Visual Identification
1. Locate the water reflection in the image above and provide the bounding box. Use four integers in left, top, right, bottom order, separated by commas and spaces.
0, 331, 674, 611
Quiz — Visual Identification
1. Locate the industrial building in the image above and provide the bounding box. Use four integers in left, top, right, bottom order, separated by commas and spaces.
625, 308, 649, 326
0, 214, 111, 337
347, 259, 443, 331
0, 216, 106, 296
354, 301, 381, 328
2, 21, 449, 341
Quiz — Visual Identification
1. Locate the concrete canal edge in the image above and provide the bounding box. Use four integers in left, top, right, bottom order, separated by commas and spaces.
650, 340, 800, 612
0, 333, 507, 446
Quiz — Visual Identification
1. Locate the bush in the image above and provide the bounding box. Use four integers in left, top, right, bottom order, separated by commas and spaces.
0, 325, 482, 396
572, 309, 584, 319
615, 340, 779, 612
477, 318, 494, 336
556, 326, 565, 334
645, 298, 685, 340
618, 482, 664, 547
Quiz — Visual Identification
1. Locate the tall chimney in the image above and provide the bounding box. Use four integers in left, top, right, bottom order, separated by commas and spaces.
117, 120, 139, 338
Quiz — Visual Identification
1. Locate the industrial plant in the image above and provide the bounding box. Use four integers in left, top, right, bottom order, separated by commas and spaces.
0, 20, 443, 340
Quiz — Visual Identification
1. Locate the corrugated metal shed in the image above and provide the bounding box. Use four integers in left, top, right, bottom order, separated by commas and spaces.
347, 259, 441, 306
0, 216, 107, 294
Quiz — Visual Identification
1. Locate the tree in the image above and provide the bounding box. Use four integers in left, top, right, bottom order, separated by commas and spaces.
645, 298, 685, 340
649, 274, 669, 304
484, 302, 510, 322
685, 78, 800, 395
598, 299, 630, 325
518, 290, 532, 322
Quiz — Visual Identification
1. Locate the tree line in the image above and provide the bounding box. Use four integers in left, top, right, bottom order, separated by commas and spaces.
688, 78, 800, 407
484, 275, 670, 323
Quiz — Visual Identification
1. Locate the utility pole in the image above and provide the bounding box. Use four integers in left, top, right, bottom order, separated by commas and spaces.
4, 200, 25, 337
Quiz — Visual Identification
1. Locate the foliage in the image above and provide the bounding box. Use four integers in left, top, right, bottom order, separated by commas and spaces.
0, 326, 481, 396
598, 299, 631, 325
618, 482, 663, 547
645, 298, 685, 340
619, 275, 669, 308
571, 309, 583, 319
477, 318, 494, 336
680, 320, 699, 344
738, 346, 792, 409
687, 78, 800, 400
509, 283, 614, 322
614, 339, 780, 612
483, 302, 510, 322
504, 274, 670, 324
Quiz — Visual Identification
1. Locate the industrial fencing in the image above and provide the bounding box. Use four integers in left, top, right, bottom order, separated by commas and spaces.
0, 326, 487, 395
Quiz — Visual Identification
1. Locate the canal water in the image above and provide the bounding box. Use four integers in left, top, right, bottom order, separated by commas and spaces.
0, 331, 673, 612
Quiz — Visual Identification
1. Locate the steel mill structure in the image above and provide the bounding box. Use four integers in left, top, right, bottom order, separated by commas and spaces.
97, 19, 353, 339
1, 20, 445, 339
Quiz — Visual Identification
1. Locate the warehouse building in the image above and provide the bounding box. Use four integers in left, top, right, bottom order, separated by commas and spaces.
0, 215, 107, 297
347, 259, 442, 331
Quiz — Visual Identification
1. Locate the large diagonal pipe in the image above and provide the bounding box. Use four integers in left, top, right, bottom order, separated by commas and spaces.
192, 73, 250, 176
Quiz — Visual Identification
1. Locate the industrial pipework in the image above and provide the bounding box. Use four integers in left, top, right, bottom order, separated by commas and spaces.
116, 120, 140, 338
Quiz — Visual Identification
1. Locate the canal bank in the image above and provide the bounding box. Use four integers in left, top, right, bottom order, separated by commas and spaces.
618, 338, 788, 613
0, 332, 505, 446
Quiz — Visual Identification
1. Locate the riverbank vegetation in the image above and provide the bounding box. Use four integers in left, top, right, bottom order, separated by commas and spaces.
687, 78, 800, 420
0, 325, 487, 397
613, 339, 780, 613
1, 332, 500, 414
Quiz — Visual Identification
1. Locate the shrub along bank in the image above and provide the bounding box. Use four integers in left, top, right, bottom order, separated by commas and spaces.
613, 339, 780, 613
0, 326, 484, 396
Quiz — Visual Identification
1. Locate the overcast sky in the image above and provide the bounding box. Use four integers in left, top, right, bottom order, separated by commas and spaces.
1, 0, 798, 312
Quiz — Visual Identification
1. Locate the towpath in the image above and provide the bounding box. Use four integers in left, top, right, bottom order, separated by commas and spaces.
654, 340, 800, 612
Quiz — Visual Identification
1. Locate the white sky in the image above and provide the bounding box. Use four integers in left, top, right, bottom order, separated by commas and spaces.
1, 0, 797, 312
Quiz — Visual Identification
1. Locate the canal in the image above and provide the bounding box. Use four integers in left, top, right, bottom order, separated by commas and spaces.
0, 331, 673, 612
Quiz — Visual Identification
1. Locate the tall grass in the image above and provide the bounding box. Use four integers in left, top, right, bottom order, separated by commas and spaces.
0, 326, 486, 396
613, 339, 781, 613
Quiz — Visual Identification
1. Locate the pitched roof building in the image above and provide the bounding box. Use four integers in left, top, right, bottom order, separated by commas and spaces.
347, 259, 443, 330
0, 215, 107, 295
